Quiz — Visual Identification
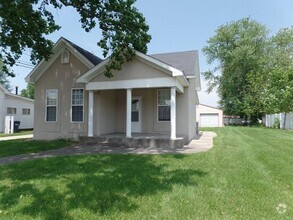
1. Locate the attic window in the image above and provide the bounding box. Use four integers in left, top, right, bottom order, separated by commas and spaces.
61, 49, 70, 64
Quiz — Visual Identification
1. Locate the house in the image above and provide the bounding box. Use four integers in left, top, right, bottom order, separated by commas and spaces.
25, 37, 201, 148
196, 104, 223, 127
0, 85, 34, 132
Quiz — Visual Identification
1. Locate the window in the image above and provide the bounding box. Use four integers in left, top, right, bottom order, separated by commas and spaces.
72, 88, 84, 122
157, 89, 171, 121
61, 49, 70, 63
131, 99, 139, 122
7, 107, 16, 115
46, 89, 58, 122
22, 108, 30, 115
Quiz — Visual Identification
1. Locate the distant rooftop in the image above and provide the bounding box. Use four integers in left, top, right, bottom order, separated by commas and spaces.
150, 50, 198, 77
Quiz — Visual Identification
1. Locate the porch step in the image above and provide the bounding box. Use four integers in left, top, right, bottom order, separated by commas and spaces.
79, 136, 187, 149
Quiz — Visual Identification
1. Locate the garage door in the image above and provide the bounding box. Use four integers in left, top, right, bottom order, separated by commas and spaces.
200, 114, 219, 127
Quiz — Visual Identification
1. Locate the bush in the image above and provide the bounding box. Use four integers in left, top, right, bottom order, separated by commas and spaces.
272, 118, 280, 129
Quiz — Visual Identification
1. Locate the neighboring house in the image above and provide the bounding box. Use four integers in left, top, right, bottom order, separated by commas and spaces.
25, 37, 201, 147
0, 85, 34, 132
196, 104, 223, 127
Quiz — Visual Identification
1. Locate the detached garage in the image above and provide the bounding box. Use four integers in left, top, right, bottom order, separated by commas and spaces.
196, 104, 223, 127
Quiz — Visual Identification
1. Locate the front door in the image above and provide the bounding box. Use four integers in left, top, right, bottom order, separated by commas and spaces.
131, 97, 142, 132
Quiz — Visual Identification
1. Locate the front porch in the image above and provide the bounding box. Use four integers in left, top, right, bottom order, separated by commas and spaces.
79, 133, 188, 149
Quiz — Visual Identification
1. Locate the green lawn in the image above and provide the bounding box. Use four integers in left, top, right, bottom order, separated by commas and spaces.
0, 139, 72, 158
0, 127, 292, 219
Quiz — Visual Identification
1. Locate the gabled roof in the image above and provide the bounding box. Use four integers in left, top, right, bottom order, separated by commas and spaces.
25, 37, 103, 83
0, 84, 34, 102
151, 50, 201, 90
77, 50, 189, 87
151, 50, 198, 77
63, 38, 103, 65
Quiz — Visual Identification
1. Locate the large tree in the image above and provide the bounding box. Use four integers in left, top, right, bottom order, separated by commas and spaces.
0, 0, 151, 77
203, 18, 269, 119
264, 28, 293, 127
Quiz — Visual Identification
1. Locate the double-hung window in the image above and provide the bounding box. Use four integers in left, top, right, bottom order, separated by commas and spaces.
46, 89, 58, 122
72, 88, 84, 122
157, 89, 171, 121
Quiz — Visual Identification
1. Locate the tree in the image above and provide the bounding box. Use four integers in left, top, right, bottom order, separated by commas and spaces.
0, 0, 151, 77
20, 83, 35, 99
203, 18, 269, 120
264, 28, 293, 128
0, 62, 12, 91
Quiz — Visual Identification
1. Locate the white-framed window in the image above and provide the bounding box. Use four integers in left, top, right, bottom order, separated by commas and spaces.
157, 89, 171, 121
71, 88, 84, 122
46, 89, 58, 122
7, 107, 17, 115
22, 108, 30, 115
61, 49, 70, 64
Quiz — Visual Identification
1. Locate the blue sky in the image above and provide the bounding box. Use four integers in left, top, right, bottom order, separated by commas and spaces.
11, 0, 293, 107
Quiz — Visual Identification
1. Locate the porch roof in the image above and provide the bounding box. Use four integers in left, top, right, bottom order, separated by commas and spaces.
76, 51, 189, 93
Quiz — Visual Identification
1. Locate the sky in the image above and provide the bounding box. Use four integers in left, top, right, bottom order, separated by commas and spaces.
10, 0, 293, 107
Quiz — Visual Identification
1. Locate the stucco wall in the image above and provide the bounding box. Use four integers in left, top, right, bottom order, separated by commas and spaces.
92, 58, 168, 82
34, 49, 90, 140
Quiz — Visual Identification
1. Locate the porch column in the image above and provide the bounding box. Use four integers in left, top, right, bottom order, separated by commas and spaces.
170, 87, 176, 139
88, 90, 94, 137
126, 88, 132, 138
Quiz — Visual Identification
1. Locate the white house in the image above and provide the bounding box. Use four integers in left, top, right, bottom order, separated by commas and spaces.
196, 104, 223, 127
0, 85, 34, 132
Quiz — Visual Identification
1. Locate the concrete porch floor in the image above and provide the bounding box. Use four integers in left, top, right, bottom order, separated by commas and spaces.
79, 132, 188, 149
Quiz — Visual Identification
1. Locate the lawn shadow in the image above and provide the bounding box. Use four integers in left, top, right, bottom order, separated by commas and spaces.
0, 154, 207, 219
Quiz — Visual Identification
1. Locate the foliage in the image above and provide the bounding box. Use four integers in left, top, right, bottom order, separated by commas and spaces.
0, 0, 151, 77
0, 62, 12, 91
264, 28, 293, 114
0, 127, 292, 219
203, 18, 268, 118
20, 83, 35, 99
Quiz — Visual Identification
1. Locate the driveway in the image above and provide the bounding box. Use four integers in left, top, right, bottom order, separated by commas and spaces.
0, 134, 33, 141
0, 132, 217, 165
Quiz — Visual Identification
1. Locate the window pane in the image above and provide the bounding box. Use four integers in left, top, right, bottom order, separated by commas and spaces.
72, 106, 83, 122
47, 90, 57, 105
132, 99, 139, 111
46, 106, 56, 121
7, 107, 17, 114
131, 111, 139, 122
158, 90, 170, 105
22, 108, 30, 115
72, 89, 84, 105
158, 106, 170, 121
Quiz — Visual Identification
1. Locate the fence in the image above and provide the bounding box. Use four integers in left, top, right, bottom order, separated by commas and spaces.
263, 112, 293, 129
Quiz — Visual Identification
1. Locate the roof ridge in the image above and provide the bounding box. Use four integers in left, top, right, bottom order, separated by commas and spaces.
61, 37, 103, 66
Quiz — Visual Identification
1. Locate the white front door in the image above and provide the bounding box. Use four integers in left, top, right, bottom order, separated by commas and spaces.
131, 97, 142, 132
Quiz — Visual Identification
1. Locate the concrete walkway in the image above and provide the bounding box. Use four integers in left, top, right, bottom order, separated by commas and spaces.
0, 132, 217, 165
0, 134, 33, 141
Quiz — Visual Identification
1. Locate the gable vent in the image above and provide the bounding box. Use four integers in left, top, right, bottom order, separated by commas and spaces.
61, 49, 70, 64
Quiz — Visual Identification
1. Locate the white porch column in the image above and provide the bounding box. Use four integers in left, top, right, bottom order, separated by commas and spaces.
88, 90, 94, 137
170, 86, 176, 139
126, 88, 132, 138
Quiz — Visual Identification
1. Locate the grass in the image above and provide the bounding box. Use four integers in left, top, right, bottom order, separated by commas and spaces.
0, 139, 72, 158
0, 127, 292, 219
0, 130, 33, 137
